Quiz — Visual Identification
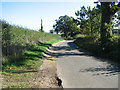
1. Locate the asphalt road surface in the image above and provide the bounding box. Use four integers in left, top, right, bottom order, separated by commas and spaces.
55, 40, 119, 88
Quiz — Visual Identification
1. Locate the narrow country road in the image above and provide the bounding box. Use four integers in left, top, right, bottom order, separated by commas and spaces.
53, 40, 119, 88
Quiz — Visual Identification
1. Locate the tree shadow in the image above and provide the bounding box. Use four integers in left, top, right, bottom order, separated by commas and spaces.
54, 52, 93, 58
37, 41, 51, 47
79, 63, 120, 76
53, 41, 79, 51
47, 40, 120, 76
43, 40, 94, 62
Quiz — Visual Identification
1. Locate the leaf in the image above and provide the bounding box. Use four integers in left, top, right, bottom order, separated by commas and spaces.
10, 67, 13, 70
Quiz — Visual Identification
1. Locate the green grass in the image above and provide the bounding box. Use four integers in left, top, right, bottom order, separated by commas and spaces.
6, 83, 30, 88
1, 20, 64, 88
73, 34, 86, 39
1, 20, 63, 59
74, 33, 120, 62
43, 38, 63, 43
2, 39, 64, 88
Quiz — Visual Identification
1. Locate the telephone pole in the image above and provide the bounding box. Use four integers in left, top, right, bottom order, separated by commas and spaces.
40, 19, 43, 32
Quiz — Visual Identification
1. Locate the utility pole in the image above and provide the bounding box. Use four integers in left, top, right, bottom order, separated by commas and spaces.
40, 19, 43, 32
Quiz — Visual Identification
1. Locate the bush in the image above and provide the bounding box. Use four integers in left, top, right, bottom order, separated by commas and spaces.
74, 33, 120, 63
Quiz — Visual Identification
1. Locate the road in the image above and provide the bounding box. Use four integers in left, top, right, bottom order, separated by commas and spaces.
54, 40, 119, 88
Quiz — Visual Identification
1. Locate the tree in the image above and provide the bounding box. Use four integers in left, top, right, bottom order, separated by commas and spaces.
53, 15, 78, 38
96, 2, 120, 52
53, 23, 60, 34
75, 6, 101, 34
50, 30, 54, 34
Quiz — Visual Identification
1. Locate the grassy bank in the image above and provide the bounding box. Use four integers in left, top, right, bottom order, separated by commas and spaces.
1, 20, 62, 63
74, 33, 120, 63
1, 20, 63, 88
2, 21, 62, 58
2, 39, 63, 88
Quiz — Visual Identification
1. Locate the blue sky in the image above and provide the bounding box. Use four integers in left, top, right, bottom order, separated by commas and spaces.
1, 1, 96, 32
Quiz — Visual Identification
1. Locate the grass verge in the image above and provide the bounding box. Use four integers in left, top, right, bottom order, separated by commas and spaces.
74, 33, 120, 63
2, 39, 64, 88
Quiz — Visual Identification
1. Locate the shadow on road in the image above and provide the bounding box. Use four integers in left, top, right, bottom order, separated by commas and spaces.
79, 64, 120, 76
45, 40, 120, 76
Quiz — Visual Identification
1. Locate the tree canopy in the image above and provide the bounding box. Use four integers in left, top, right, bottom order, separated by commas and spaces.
75, 2, 120, 52
53, 15, 78, 38
75, 5, 101, 34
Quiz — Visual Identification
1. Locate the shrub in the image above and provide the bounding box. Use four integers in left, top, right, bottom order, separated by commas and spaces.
74, 33, 120, 62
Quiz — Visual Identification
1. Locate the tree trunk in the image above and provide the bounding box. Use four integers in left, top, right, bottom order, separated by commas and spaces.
100, 2, 113, 51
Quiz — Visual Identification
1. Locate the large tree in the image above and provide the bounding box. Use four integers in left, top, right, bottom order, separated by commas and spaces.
53, 15, 78, 38
98, 2, 120, 52
75, 6, 101, 34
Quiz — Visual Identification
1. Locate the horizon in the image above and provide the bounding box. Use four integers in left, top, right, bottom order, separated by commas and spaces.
1, 1, 96, 32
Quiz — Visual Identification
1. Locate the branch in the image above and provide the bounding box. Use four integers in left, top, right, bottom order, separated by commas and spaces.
117, 2, 120, 7
111, 2, 120, 16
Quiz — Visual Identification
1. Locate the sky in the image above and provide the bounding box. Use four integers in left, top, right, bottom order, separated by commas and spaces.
1, 0, 96, 32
